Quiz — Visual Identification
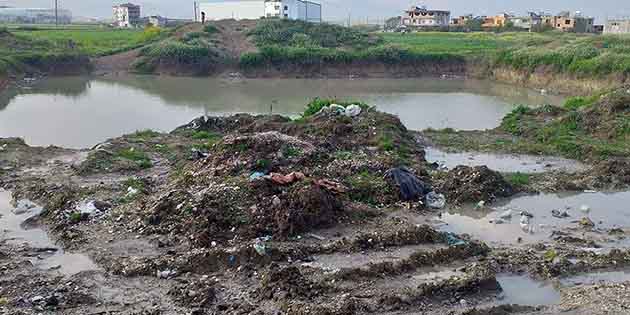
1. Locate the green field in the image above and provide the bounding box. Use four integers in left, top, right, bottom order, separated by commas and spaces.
11, 27, 164, 56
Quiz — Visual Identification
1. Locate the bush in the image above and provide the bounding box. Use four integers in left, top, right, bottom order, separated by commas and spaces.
140, 40, 225, 66
204, 24, 219, 34
249, 19, 377, 48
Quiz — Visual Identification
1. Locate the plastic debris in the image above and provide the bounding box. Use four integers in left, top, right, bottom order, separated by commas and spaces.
126, 187, 139, 197
269, 172, 305, 185
254, 236, 272, 256
386, 168, 431, 201
520, 211, 534, 218
552, 209, 571, 218
157, 269, 176, 279
249, 172, 266, 181
344, 104, 362, 117
580, 217, 595, 228
425, 192, 446, 209
580, 205, 591, 214
444, 232, 466, 246
329, 104, 346, 113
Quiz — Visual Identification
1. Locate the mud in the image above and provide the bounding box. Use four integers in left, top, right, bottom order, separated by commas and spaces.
1, 103, 629, 314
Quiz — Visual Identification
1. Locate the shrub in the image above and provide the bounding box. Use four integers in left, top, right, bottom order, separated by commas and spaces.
204, 24, 219, 34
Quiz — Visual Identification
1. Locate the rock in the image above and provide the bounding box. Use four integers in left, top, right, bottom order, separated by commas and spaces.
344, 105, 362, 117
157, 269, 177, 279
386, 168, 431, 202
31, 295, 44, 304
272, 196, 281, 207
425, 192, 446, 209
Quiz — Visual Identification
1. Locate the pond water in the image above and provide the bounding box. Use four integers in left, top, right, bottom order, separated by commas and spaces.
0, 76, 563, 148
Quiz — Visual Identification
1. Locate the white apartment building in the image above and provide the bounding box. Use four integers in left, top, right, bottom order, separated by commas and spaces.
113, 3, 141, 28
264, 0, 321, 23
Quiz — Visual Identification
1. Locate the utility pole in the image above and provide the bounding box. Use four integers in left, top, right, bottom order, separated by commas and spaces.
55, 0, 59, 27
194, 2, 198, 22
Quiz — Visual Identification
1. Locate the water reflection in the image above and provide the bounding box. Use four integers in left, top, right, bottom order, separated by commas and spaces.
0, 75, 564, 148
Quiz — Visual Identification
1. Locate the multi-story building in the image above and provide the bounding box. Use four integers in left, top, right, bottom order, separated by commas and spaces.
264, 0, 321, 23
605, 19, 630, 34
450, 14, 472, 27
549, 11, 594, 33
401, 6, 450, 29
482, 13, 510, 28
113, 3, 141, 28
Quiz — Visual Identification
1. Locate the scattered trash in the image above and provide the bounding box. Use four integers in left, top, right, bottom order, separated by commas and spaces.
386, 168, 430, 201
329, 104, 346, 114
498, 209, 513, 220
269, 172, 305, 185
584, 190, 598, 193
580, 205, 591, 214
475, 200, 486, 209
271, 196, 281, 207
0, 144, 6, 151
126, 187, 139, 197
314, 179, 347, 194
552, 209, 571, 219
444, 232, 466, 246
344, 104, 362, 117
426, 192, 446, 209
307, 233, 326, 241
492, 218, 506, 225
249, 172, 266, 182
254, 236, 272, 256
520, 211, 534, 218
579, 217, 595, 228
520, 214, 535, 234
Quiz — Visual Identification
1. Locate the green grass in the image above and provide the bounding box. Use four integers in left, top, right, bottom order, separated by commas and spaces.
11, 26, 166, 56
347, 170, 390, 204
118, 148, 153, 169
505, 172, 531, 186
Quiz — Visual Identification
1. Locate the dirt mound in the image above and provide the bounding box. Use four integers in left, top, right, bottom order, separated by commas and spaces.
581, 87, 630, 138
275, 182, 343, 236
438, 166, 515, 204
257, 263, 325, 300
168, 278, 216, 308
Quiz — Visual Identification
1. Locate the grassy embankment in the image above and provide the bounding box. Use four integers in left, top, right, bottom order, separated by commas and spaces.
426, 87, 630, 161
0, 25, 165, 76
239, 20, 466, 70
133, 24, 227, 74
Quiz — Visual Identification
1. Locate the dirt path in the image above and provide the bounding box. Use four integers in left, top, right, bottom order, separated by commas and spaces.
212, 19, 259, 59
92, 48, 142, 75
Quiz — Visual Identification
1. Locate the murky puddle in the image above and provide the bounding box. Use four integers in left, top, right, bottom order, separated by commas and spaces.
425, 147, 586, 174
496, 275, 561, 306
304, 244, 446, 271
497, 269, 630, 307
0, 189, 98, 276
436, 191, 630, 246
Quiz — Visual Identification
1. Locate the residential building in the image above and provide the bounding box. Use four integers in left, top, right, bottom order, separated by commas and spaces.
549, 11, 594, 33
450, 14, 472, 27
482, 13, 510, 28
401, 6, 450, 29
510, 16, 532, 30
264, 0, 322, 23
0, 7, 72, 24
593, 25, 604, 34
605, 19, 630, 34
113, 3, 141, 28
197, 1, 263, 21
143, 15, 192, 27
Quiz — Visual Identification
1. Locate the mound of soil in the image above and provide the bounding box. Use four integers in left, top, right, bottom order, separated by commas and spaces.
438, 166, 515, 204
257, 263, 324, 300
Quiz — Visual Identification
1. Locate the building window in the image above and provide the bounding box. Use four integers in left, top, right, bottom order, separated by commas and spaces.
284, 14, 288, 17
284, 5, 288, 10
565, 20, 571, 25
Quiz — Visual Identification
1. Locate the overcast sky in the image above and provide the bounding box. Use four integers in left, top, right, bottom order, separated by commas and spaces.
0, 0, 628, 22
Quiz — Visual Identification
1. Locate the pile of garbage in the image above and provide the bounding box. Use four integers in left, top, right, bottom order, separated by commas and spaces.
437, 166, 515, 204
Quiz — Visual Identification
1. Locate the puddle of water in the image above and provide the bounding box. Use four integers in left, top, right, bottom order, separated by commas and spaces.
306, 244, 446, 270
0, 189, 98, 276
425, 147, 586, 174
437, 191, 630, 246
496, 275, 561, 306
561, 270, 630, 286
0, 76, 563, 148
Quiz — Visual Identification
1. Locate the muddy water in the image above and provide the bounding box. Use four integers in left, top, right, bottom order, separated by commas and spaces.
425, 147, 586, 174
0, 190, 98, 276
0, 76, 563, 148
496, 275, 561, 306
436, 191, 630, 246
